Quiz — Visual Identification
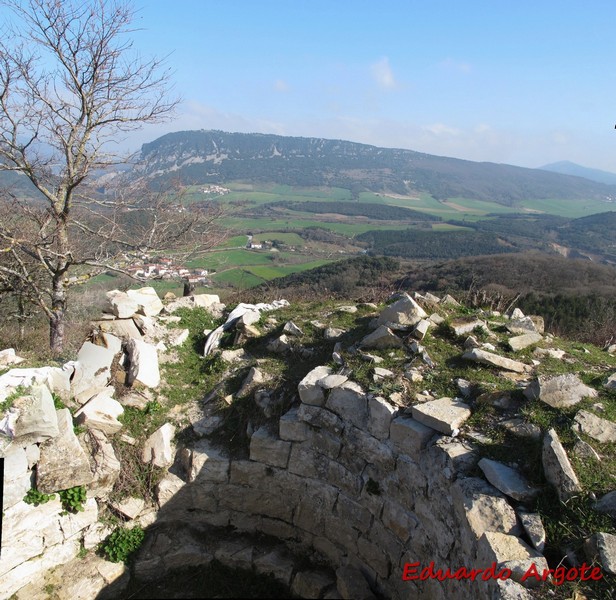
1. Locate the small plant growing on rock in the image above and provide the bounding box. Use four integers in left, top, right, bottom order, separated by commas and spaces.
100, 526, 145, 563
23, 488, 56, 506
59, 485, 87, 514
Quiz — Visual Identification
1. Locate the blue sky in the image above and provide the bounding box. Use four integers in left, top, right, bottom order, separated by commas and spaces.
10, 0, 616, 171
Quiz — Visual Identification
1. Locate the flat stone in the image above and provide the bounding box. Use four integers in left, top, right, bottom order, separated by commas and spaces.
479, 458, 538, 502
298, 365, 332, 406
368, 396, 397, 440
573, 410, 616, 443
74, 388, 124, 434
249, 425, 291, 468
283, 321, 303, 336
605, 373, 616, 390
37, 408, 94, 493
412, 319, 431, 340
542, 428, 581, 502
517, 511, 546, 553
450, 317, 487, 337
0, 348, 25, 367
87, 429, 121, 500
323, 327, 345, 341
506, 317, 539, 335
585, 533, 616, 574
462, 348, 528, 373
573, 438, 601, 461
499, 418, 542, 441
236, 367, 265, 398
508, 333, 543, 352
318, 373, 348, 390
71, 342, 117, 404
325, 382, 367, 429
359, 325, 404, 349
525, 374, 598, 409
372, 367, 394, 380
411, 397, 471, 436
106, 290, 139, 318
126, 287, 164, 316
126, 338, 160, 388
91, 318, 142, 340
389, 416, 434, 455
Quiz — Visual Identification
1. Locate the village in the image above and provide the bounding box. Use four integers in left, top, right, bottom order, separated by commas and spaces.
124, 256, 209, 286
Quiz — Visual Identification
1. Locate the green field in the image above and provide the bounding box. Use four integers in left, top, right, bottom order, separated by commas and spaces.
519, 197, 616, 218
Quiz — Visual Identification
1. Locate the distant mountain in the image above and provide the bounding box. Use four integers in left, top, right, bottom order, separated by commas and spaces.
138, 130, 616, 206
538, 160, 616, 185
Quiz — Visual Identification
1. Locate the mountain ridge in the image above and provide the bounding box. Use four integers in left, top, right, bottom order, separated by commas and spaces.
138, 130, 616, 206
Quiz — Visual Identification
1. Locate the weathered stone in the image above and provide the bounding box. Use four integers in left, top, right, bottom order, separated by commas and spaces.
74, 388, 124, 434
376, 293, 427, 330
499, 418, 541, 441
253, 547, 295, 586
37, 409, 94, 493
389, 416, 434, 455
412, 319, 431, 340
524, 374, 597, 408
142, 423, 175, 468
450, 317, 487, 337
0, 348, 25, 367
573, 437, 601, 461
298, 365, 332, 406
368, 396, 396, 440
92, 318, 142, 340
126, 287, 164, 317
478, 531, 548, 588
250, 425, 291, 468
292, 570, 335, 599
542, 428, 581, 502
508, 333, 543, 352
267, 334, 291, 353
336, 565, 376, 600
106, 290, 139, 318
462, 348, 528, 373
452, 477, 520, 539
573, 410, 616, 443
283, 320, 303, 336
3, 445, 32, 509
126, 338, 160, 388
372, 367, 394, 380
87, 429, 121, 500
0, 365, 73, 405
297, 404, 344, 434
534, 347, 566, 360
323, 327, 345, 341
279, 407, 309, 442
220, 348, 248, 363
326, 382, 367, 429
585, 532, 616, 574
517, 511, 546, 553
166, 328, 190, 347
183, 440, 229, 483
506, 316, 539, 335
606, 373, 616, 390
359, 325, 404, 349
1, 385, 59, 447
411, 397, 471, 436
71, 342, 117, 403
595, 491, 616, 518
236, 367, 265, 398
319, 373, 349, 390
478, 458, 538, 502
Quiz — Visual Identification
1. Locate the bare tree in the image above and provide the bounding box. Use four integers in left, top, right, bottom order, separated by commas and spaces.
0, 0, 224, 353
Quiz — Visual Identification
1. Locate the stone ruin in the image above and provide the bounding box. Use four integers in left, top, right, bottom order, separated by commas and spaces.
1, 288, 616, 599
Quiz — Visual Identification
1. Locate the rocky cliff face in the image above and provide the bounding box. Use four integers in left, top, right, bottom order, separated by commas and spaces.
1, 289, 615, 599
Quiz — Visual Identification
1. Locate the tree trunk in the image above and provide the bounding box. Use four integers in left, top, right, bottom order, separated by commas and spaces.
183, 280, 195, 297
49, 277, 67, 354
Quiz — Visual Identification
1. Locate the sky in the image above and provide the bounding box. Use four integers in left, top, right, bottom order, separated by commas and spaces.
8, 0, 616, 172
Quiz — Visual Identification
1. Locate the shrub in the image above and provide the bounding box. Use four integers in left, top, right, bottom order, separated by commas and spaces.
59, 485, 87, 513
100, 526, 145, 563
23, 488, 56, 506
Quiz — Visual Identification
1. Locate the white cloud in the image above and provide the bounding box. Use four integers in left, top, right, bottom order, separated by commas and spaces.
370, 57, 398, 90
422, 123, 462, 137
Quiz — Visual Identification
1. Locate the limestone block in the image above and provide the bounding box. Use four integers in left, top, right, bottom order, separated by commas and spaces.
142, 423, 175, 468
450, 317, 487, 337
298, 365, 332, 406
279, 407, 310, 442
356, 536, 390, 579
105, 289, 139, 318
3, 445, 32, 509
0, 348, 24, 367
478, 458, 539, 502
336, 565, 376, 600
359, 325, 404, 349
367, 396, 396, 440
91, 318, 142, 340
183, 440, 229, 483
110, 496, 145, 520
59, 497, 98, 539
292, 570, 336, 599
71, 342, 117, 404
542, 428, 581, 502
605, 372, 616, 390
524, 373, 597, 408
382, 500, 419, 543
253, 547, 295, 586
86, 429, 121, 499
390, 416, 434, 456
250, 425, 291, 468
508, 332, 543, 351
462, 348, 528, 373
0, 365, 72, 404
297, 404, 344, 434
74, 388, 124, 434
585, 532, 616, 574
267, 334, 291, 353
236, 366, 265, 398
191, 293, 222, 310
156, 471, 186, 510
325, 381, 367, 428
318, 373, 349, 389
126, 338, 160, 388
573, 410, 616, 443
452, 477, 520, 539
517, 511, 546, 553
126, 287, 164, 316
214, 539, 254, 570
1, 384, 59, 447
478, 531, 548, 588
412, 397, 471, 436
376, 293, 427, 330
334, 493, 373, 533
37, 408, 94, 493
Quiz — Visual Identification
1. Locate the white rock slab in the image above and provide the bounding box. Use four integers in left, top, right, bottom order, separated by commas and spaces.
106, 290, 139, 318
74, 388, 124, 434
478, 458, 538, 502
573, 410, 616, 443
298, 365, 332, 406
142, 423, 175, 468
508, 333, 543, 352
71, 342, 117, 404
126, 338, 160, 388
411, 397, 471, 436
524, 374, 598, 408
376, 293, 427, 329
126, 287, 164, 316
462, 348, 528, 373
359, 325, 404, 349
542, 428, 581, 502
